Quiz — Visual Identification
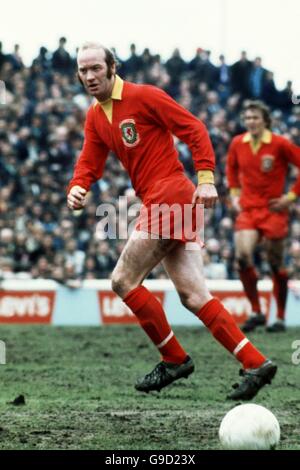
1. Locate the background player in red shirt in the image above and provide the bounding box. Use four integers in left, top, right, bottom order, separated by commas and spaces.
227, 101, 300, 333
67, 43, 277, 400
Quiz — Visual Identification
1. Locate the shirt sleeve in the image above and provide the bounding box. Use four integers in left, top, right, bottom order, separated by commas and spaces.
141, 86, 215, 172
282, 139, 300, 196
67, 106, 109, 193
226, 138, 241, 189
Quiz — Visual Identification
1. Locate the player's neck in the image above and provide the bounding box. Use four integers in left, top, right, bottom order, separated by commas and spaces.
250, 130, 264, 142
96, 76, 115, 103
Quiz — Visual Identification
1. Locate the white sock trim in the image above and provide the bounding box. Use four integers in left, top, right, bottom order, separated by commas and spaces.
157, 331, 174, 349
233, 338, 249, 356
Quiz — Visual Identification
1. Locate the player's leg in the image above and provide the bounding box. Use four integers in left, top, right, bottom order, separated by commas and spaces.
235, 229, 265, 331
111, 231, 194, 392
162, 242, 277, 400
265, 238, 288, 332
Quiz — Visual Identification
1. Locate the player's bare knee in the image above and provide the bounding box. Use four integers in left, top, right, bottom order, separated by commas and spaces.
179, 292, 196, 311
111, 271, 135, 298
266, 240, 284, 273
111, 274, 122, 296
111, 266, 142, 297
267, 253, 283, 274
236, 255, 252, 271
178, 290, 210, 314
269, 261, 281, 275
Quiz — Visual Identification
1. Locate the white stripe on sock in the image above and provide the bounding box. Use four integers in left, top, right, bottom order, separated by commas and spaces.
233, 338, 249, 356
157, 331, 174, 349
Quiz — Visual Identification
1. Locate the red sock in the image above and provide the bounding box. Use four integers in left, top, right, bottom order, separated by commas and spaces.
239, 266, 261, 313
123, 286, 187, 364
196, 298, 266, 369
272, 269, 288, 321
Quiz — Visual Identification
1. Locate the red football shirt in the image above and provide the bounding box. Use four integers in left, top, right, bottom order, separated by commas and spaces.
226, 131, 300, 209
68, 78, 215, 199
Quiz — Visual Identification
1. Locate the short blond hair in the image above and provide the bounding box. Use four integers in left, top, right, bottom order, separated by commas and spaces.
243, 100, 272, 129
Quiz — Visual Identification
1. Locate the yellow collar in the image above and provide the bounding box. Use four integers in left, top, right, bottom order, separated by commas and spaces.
242, 129, 272, 144
111, 74, 123, 100
94, 75, 124, 123
243, 129, 272, 154
97, 75, 123, 105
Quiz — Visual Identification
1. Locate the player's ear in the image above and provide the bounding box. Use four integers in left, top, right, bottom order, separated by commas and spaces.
106, 65, 115, 80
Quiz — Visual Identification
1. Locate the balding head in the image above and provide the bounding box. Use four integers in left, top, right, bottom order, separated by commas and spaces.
77, 42, 116, 72
77, 42, 117, 101
78, 41, 104, 52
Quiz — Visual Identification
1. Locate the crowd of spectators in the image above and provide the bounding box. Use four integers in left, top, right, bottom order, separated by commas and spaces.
1, 38, 300, 284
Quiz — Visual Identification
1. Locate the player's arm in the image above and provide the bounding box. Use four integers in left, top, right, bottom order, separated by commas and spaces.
269, 139, 300, 212
284, 140, 300, 199
67, 107, 109, 210
226, 139, 242, 212
142, 86, 217, 207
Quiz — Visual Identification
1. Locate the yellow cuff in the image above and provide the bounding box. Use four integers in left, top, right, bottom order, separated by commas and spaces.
286, 191, 297, 202
197, 170, 214, 185
230, 188, 241, 196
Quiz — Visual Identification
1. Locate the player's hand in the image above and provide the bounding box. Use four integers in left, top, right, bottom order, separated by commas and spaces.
231, 195, 242, 213
192, 183, 218, 208
269, 195, 292, 212
67, 185, 87, 210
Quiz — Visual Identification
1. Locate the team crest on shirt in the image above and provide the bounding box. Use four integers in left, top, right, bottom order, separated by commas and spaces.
119, 119, 140, 147
261, 154, 275, 172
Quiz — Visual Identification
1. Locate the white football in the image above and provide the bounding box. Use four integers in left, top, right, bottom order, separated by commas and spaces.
219, 404, 280, 450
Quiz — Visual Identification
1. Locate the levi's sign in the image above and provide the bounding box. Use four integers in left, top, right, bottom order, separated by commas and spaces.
0, 292, 55, 324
